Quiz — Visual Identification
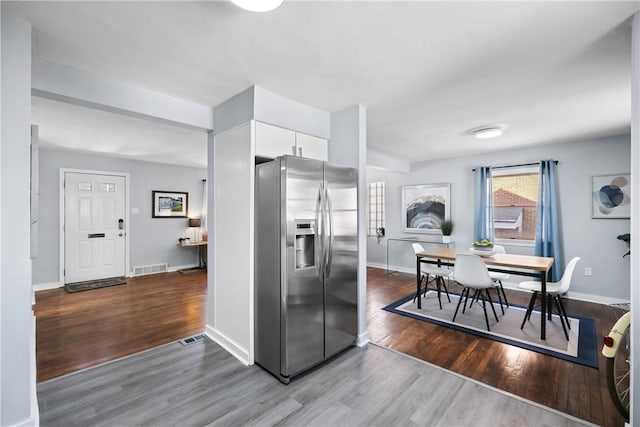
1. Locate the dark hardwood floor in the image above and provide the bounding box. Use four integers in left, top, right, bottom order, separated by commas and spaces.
367, 266, 626, 427
34, 271, 207, 382
35, 267, 624, 426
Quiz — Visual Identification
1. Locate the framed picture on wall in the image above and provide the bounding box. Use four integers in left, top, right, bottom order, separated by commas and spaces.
152, 190, 189, 218
402, 183, 450, 233
592, 174, 630, 219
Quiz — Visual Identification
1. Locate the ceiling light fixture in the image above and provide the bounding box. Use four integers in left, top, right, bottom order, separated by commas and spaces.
230, 0, 284, 12
467, 125, 508, 139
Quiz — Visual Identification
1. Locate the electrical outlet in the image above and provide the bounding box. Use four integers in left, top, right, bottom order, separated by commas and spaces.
585, 267, 592, 277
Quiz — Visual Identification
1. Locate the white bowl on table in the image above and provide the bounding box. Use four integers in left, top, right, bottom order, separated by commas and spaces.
468, 246, 496, 257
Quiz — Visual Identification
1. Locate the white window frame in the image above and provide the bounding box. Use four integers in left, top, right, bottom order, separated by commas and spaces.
367, 181, 385, 236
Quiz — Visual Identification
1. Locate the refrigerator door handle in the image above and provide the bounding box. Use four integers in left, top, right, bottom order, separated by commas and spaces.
324, 188, 334, 279
315, 186, 324, 279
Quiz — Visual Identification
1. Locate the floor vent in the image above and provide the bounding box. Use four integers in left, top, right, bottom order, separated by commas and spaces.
179, 334, 206, 346
132, 263, 168, 277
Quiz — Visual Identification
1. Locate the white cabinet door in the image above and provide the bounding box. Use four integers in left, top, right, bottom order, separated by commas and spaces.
255, 121, 296, 159
295, 133, 328, 161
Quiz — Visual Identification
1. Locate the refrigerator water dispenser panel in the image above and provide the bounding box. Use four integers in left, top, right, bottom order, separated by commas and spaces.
294, 220, 315, 270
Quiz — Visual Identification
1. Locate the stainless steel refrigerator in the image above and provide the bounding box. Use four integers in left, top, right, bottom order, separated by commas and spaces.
255, 155, 358, 384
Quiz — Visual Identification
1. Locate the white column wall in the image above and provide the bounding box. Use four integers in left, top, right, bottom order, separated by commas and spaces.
630, 11, 639, 427
330, 105, 368, 346
206, 123, 254, 364
1, 16, 37, 427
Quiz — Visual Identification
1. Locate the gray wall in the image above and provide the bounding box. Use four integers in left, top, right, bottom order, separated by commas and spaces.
368, 135, 631, 302
34, 149, 207, 284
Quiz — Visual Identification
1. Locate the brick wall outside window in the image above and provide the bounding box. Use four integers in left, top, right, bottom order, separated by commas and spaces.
493, 173, 539, 240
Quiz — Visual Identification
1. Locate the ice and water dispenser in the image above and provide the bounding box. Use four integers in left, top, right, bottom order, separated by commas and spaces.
294, 220, 315, 269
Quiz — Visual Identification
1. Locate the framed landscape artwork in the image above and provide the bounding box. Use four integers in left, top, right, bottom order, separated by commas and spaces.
402, 184, 450, 233
152, 191, 188, 218
592, 174, 630, 219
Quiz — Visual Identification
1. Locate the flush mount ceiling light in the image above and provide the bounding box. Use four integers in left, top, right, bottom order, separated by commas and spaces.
467, 125, 508, 139
230, 0, 284, 12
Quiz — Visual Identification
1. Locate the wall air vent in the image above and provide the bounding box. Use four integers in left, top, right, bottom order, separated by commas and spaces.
132, 263, 168, 277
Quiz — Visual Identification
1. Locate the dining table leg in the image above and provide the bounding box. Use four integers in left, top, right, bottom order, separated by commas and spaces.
540, 272, 547, 340
416, 256, 422, 309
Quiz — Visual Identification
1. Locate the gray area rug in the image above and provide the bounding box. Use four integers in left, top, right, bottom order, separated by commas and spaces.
384, 290, 598, 367
64, 277, 127, 293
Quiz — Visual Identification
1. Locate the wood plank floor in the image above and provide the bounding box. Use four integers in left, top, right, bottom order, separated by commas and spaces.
367, 266, 626, 427
34, 271, 207, 382
37, 337, 591, 426
35, 267, 623, 426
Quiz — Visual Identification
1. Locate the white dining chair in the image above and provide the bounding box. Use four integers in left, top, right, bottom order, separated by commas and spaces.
412, 243, 451, 309
488, 245, 510, 313
518, 256, 581, 340
452, 253, 499, 331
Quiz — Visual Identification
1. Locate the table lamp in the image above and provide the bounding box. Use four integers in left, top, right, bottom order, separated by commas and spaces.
188, 217, 201, 242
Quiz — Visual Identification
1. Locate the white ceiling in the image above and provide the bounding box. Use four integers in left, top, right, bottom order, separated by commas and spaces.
6, 1, 640, 168
32, 97, 208, 167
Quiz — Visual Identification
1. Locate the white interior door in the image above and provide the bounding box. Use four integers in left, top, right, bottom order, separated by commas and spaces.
64, 172, 126, 283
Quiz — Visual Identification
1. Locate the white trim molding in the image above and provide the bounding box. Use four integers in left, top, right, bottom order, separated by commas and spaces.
8, 416, 38, 427
166, 264, 199, 273
356, 332, 370, 347
33, 281, 63, 292
32, 58, 213, 131
205, 324, 251, 366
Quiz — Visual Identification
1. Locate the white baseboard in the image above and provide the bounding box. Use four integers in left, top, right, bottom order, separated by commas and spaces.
31, 313, 40, 427
367, 261, 388, 270
205, 324, 250, 366
564, 291, 629, 306
356, 331, 369, 347
367, 264, 630, 306
369, 263, 424, 275
168, 263, 200, 273
33, 281, 63, 292
499, 281, 630, 305
10, 315, 38, 427
35, 266, 200, 287
9, 416, 37, 427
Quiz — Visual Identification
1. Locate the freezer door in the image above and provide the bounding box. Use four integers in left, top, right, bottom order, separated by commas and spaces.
282, 156, 325, 377
324, 163, 358, 357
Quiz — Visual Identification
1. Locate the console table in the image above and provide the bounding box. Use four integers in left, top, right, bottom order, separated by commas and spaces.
386, 236, 454, 274
177, 241, 207, 273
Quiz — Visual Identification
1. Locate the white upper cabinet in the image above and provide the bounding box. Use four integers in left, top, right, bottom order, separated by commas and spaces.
255, 121, 296, 158
254, 121, 328, 161
295, 132, 328, 161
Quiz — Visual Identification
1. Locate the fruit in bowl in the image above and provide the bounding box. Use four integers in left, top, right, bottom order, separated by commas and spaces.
472, 239, 494, 250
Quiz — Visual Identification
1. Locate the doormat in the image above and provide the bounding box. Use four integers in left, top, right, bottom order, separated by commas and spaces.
383, 291, 598, 368
64, 277, 127, 293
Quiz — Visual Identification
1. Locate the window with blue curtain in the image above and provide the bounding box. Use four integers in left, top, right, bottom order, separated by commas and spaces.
492, 166, 540, 241
535, 159, 564, 282
474, 166, 494, 242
